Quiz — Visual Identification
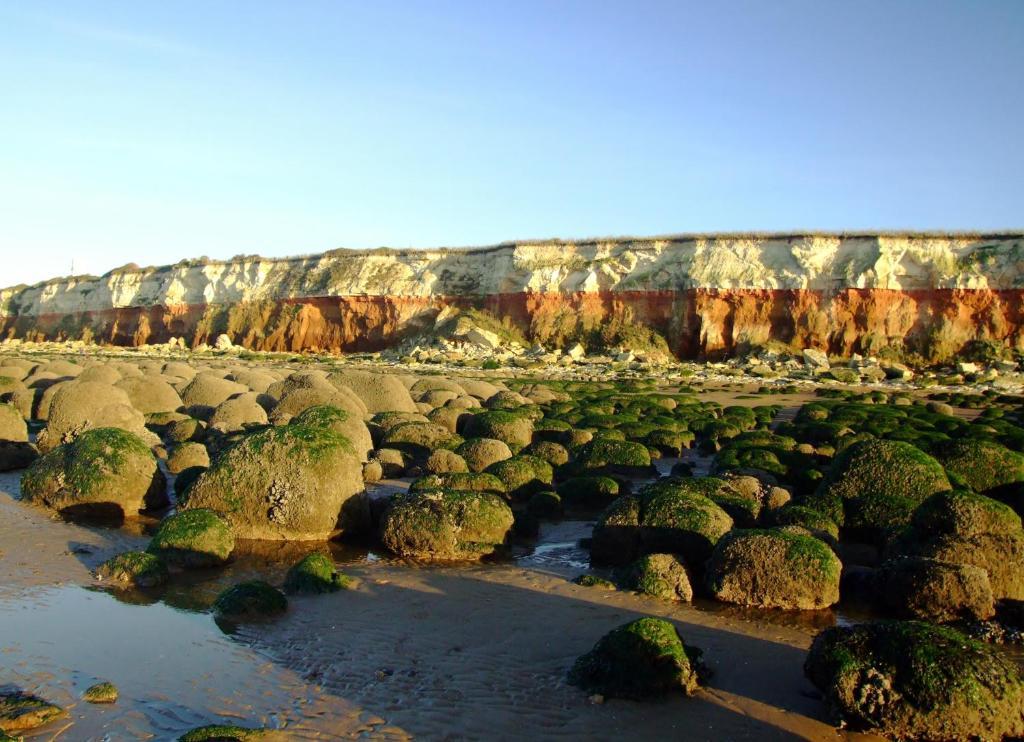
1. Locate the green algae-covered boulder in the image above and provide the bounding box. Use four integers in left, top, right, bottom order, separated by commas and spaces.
454, 437, 513, 472
558, 476, 621, 509
408, 471, 505, 495
936, 438, 1024, 493
212, 580, 287, 619
526, 490, 563, 519
178, 724, 276, 741
894, 489, 1024, 600
485, 454, 553, 501
464, 411, 534, 451
20, 427, 167, 518
379, 490, 514, 560
575, 438, 652, 474
147, 509, 235, 568
283, 552, 351, 594
766, 504, 840, 543
590, 479, 734, 565
182, 423, 365, 540
811, 439, 951, 537
96, 550, 169, 588
805, 621, 1024, 740
290, 404, 374, 462
568, 617, 706, 700
0, 690, 66, 733
874, 556, 995, 622
573, 574, 617, 589
628, 553, 693, 602
82, 681, 118, 704
706, 529, 840, 610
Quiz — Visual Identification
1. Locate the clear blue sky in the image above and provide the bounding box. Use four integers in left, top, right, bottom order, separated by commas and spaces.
1, 0, 1021, 287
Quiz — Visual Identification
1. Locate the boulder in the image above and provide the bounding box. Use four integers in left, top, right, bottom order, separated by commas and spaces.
283, 552, 351, 594
327, 370, 417, 413
290, 405, 373, 462
705, 529, 840, 610
36, 381, 155, 452
208, 393, 269, 433
802, 348, 830, 369
893, 490, 1024, 600
167, 442, 210, 475
147, 509, 235, 567
0, 690, 67, 733
379, 489, 514, 560
805, 621, 1024, 740
874, 556, 994, 622
95, 551, 169, 588
628, 553, 693, 602
180, 373, 249, 418
590, 479, 734, 565
464, 411, 533, 451
212, 580, 287, 619
115, 376, 183, 415
21, 428, 167, 518
455, 437, 513, 472
568, 617, 706, 699
935, 438, 1024, 492
182, 423, 366, 540
811, 439, 951, 538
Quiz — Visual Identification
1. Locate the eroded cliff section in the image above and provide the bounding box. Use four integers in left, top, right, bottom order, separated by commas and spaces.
2, 233, 1022, 360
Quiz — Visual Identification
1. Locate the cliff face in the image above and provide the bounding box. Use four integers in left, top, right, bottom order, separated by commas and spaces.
2, 233, 1023, 360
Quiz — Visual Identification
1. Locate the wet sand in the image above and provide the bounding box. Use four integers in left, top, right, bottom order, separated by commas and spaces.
0, 462, 882, 741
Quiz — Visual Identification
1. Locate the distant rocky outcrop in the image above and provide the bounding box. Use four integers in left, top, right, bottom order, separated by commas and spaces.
2, 233, 1022, 360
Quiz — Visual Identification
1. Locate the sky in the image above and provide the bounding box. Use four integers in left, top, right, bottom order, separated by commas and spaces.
0, 0, 1022, 287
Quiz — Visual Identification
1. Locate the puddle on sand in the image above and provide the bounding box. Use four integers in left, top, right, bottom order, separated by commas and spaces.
0, 584, 392, 739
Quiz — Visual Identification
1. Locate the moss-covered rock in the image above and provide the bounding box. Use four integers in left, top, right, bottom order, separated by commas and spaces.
178, 724, 275, 741
590, 479, 734, 565
766, 504, 840, 543
290, 404, 374, 462
874, 556, 995, 622
522, 440, 570, 466
408, 471, 505, 494
568, 617, 706, 700
96, 550, 169, 588
804, 621, 1024, 740
147, 509, 234, 568
212, 580, 287, 619
936, 438, 1024, 492
628, 553, 693, 602
811, 439, 951, 538
36, 380, 154, 452
485, 455, 554, 501
575, 438, 652, 474
526, 490, 563, 519
557, 476, 620, 509
464, 411, 534, 451
0, 690, 67, 733
21, 427, 167, 518
424, 448, 468, 474
381, 421, 460, 456
82, 681, 118, 704
455, 437, 513, 472
379, 489, 514, 560
573, 574, 617, 589
167, 442, 210, 475
283, 552, 351, 594
182, 422, 365, 540
705, 529, 840, 610
894, 490, 1024, 600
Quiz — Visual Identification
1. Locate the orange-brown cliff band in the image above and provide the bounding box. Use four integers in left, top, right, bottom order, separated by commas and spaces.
2, 288, 1022, 359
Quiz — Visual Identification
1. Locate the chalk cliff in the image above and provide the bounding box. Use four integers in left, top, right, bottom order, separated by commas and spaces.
2, 233, 1022, 360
